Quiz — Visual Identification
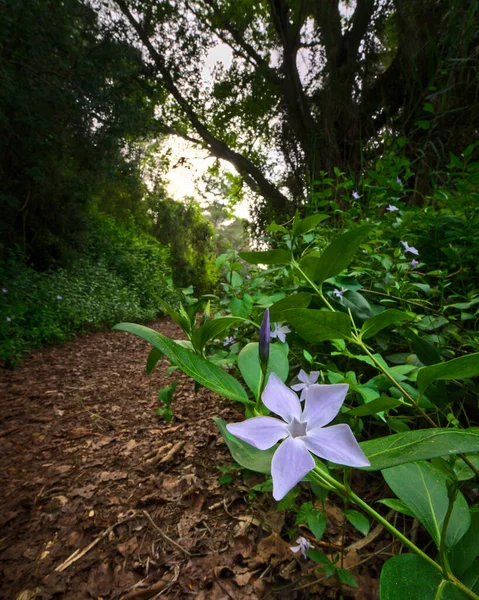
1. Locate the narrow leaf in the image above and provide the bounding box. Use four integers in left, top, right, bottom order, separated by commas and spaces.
114, 323, 250, 404
292, 214, 329, 237
346, 395, 403, 416
191, 316, 246, 353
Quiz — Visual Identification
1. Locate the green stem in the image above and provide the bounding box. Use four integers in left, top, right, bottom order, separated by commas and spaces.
439, 487, 457, 580
292, 260, 335, 311
309, 467, 479, 600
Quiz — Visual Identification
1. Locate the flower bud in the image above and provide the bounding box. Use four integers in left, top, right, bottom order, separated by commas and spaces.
259, 308, 270, 371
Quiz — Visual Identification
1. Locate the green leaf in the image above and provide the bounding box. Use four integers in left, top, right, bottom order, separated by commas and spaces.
238, 342, 289, 399
346, 395, 403, 417
360, 310, 412, 340
336, 568, 358, 588
344, 509, 370, 537
382, 461, 470, 548
146, 346, 163, 374
449, 506, 479, 578
412, 334, 443, 366
307, 511, 327, 541
229, 296, 253, 318
114, 323, 250, 404
299, 226, 374, 284
239, 250, 291, 265
191, 316, 246, 353
417, 353, 479, 395
360, 428, 479, 471
380, 554, 470, 600
157, 297, 191, 333
454, 454, 479, 481
214, 417, 274, 474
269, 292, 312, 322
377, 498, 415, 518
306, 549, 331, 565
292, 214, 329, 237
285, 309, 351, 342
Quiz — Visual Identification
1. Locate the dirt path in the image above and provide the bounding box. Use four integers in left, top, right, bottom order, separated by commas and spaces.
0, 319, 380, 600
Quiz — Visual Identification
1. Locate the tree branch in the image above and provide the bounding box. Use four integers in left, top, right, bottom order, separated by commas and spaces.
115, 0, 291, 215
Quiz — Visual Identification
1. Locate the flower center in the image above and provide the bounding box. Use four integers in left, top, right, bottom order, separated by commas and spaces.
288, 418, 307, 439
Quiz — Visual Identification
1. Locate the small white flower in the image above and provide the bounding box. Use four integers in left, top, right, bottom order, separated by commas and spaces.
386, 204, 399, 211
2, 288, 7, 293
396, 177, 402, 185
271, 323, 291, 343
400, 241, 419, 256
6, 316, 11, 322
290, 536, 313, 559
352, 191, 361, 200
291, 369, 320, 401
57, 295, 63, 300
223, 335, 236, 346
332, 287, 347, 300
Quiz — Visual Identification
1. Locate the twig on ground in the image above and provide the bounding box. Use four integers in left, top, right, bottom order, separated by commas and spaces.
142, 510, 191, 556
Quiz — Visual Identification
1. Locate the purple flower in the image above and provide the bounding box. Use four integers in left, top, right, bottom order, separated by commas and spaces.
271, 323, 290, 344
396, 177, 402, 185
352, 191, 361, 200
290, 536, 313, 558
226, 373, 370, 500
400, 241, 419, 256
332, 287, 347, 300
2, 288, 7, 293
291, 369, 320, 401
410, 259, 419, 269
386, 204, 399, 211
6, 316, 11, 322
259, 308, 270, 368
57, 295, 63, 300
223, 335, 236, 346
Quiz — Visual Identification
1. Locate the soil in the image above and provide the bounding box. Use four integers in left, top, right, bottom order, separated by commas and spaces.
0, 318, 385, 600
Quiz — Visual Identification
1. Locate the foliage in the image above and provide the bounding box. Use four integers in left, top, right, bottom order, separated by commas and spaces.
0, 216, 177, 364
0, 0, 157, 267
106, 0, 479, 229
117, 154, 479, 599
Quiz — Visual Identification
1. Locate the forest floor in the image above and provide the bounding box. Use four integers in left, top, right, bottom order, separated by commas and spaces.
0, 318, 385, 600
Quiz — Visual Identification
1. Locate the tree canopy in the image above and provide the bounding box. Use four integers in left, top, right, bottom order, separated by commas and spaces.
102, 0, 478, 227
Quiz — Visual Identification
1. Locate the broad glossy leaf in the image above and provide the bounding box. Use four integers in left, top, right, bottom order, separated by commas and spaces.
114, 323, 250, 404
449, 506, 479, 578
412, 334, 443, 366
307, 511, 327, 541
191, 316, 246, 353
360, 309, 412, 340
380, 554, 470, 600
238, 342, 289, 399
340, 290, 373, 322
418, 353, 479, 395
285, 309, 351, 342
269, 292, 312, 322
382, 461, 470, 548
299, 226, 374, 284
239, 250, 291, 265
214, 417, 274, 474
360, 428, 479, 471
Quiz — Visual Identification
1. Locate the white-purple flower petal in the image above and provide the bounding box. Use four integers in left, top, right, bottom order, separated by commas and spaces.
302, 424, 370, 467
227, 416, 288, 450
262, 372, 302, 423
271, 437, 315, 501
302, 384, 349, 428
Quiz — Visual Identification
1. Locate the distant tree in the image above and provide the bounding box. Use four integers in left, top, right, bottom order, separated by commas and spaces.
0, 0, 157, 266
